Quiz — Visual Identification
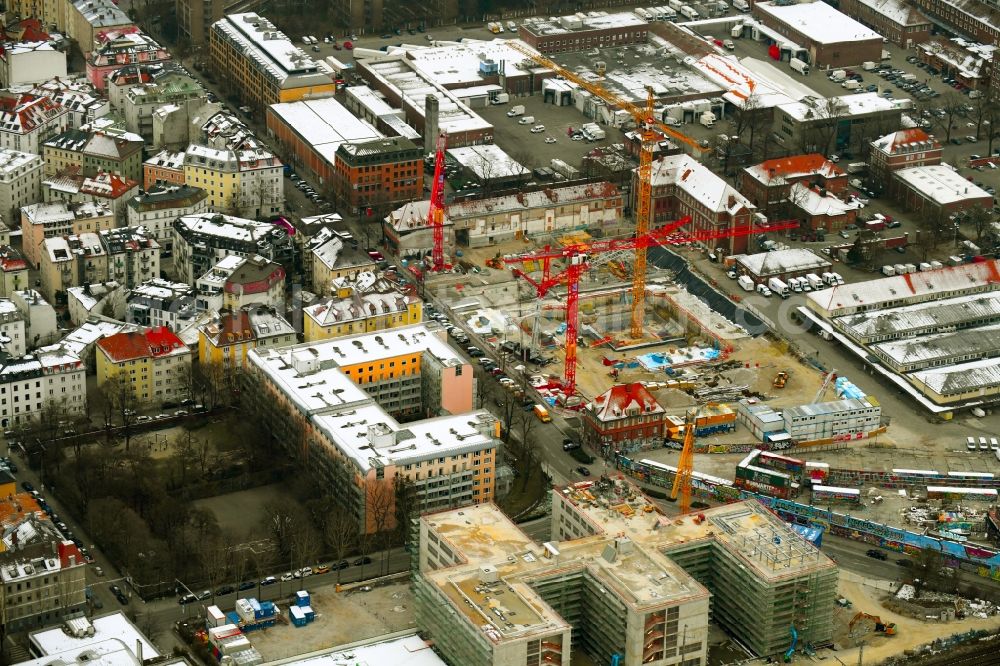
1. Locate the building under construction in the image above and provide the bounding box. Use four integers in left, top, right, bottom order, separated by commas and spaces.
413, 478, 837, 666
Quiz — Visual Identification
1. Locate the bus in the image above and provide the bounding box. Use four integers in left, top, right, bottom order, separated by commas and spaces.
811, 484, 861, 504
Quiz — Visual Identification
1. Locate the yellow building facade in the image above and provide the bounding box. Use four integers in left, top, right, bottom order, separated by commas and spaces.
198, 305, 296, 367
96, 327, 192, 405
302, 283, 422, 342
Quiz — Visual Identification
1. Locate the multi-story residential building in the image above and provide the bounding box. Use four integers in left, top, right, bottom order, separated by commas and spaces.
517, 13, 649, 55
310, 231, 378, 295
739, 154, 847, 219
216, 253, 285, 312
42, 127, 144, 181
95, 326, 192, 405
22, 75, 109, 129
125, 278, 196, 330
0, 246, 30, 299
915, 37, 992, 90
118, 67, 206, 143
39, 233, 106, 303
126, 184, 208, 253
332, 137, 423, 214
198, 304, 295, 367
643, 154, 756, 255
838, 0, 932, 47
182, 142, 282, 218
35, 317, 136, 372
0, 344, 86, 427
208, 13, 336, 115
0, 298, 27, 356
0, 41, 67, 87
581, 383, 667, 455
173, 212, 294, 283
66, 0, 134, 52
143, 148, 185, 189
415, 478, 836, 666
86, 28, 171, 91
908, 0, 999, 44
21, 200, 114, 268
247, 323, 495, 532
100, 226, 161, 289
868, 127, 942, 196
176, 0, 269, 46
42, 170, 140, 218
304, 274, 422, 342
66, 280, 124, 325
0, 93, 68, 154
11, 289, 58, 348
0, 491, 87, 630
0, 148, 42, 221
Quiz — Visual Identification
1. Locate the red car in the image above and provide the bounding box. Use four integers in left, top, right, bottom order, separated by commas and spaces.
343, 41, 354, 50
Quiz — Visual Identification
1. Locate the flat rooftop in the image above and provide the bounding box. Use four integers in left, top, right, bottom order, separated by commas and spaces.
30, 613, 159, 658
520, 11, 647, 36
754, 1, 882, 44
267, 98, 381, 166
778, 93, 898, 122
911, 355, 1000, 397
214, 13, 328, 86
270, 633, 445, 666
834, 292, 1000, 339
872, 322, 1000, 366
404, 39, 541, 88
448, 145, 528, 180
894, 164, 992, 205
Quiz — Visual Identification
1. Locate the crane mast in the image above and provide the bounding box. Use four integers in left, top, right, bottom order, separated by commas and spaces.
427, 132, 448, 271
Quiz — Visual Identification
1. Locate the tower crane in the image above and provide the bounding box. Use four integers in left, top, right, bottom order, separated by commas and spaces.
506, 41, 707, 340
426, 132, 448, 271
503, 218, 798, 396
813, 369, 837, 403
671, 408, 697, 515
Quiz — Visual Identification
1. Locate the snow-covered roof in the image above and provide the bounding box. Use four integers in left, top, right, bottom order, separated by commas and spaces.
873, 323, 1000, 367
871, 128, 939, 154
648, 153, 754, 215
754, 1, 882, 44
777, 93, 898, 122
67, 281, 119, 312
312, 234, 377, 271
743, 154, 843, 186
855, 0, 931, 26
174, 213, 274, 243
587, 383, 664, 423
304, 274, 414, 327
736, 248, 831, 278
30, 612, 159, 659
521, 11, 646, 36
894, 164, 992, 205
37, 318, 137, 359
403, 39, 542, 87
690, 53, 798, 110
789, 183, 860, 217
448, 145, 528, 181
267, 97, 381, 166
912, 356, 1000, 397
834, 292, 1000, 340
273, 633, 446, 666
212, 13, 330, 90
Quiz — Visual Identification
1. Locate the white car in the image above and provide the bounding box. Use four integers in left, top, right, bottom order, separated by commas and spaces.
530, 125, 546, 133
544, 137, 556, 144
280, 572, 294, 582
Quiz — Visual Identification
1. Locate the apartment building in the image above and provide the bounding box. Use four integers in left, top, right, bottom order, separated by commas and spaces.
0, 491, 87, 631
125, 279, 196, 331
0, 148, 43, 221
143, 149, 185, 188
66, 0, 134, 52
172, 213, 294, 283
310, 231, 378, 294
66, 280, 123, 325
0, 247, 29, 300
739, 154, 847, 219
915, 37, 992, 90
869, 129, 943, 192
417, 478, 834, 666
0, 93, 68, 154
0, 344, 86, 427
42, 127, 144, 181
11, 289, 58, 348
333, 137, 423, 214
908, 0, 999, 43
21, 76, 109, 130
581, 383, 667, 455
304, 274, 422, 342
42, 170, 140, 218
0, 299, 27, 356
126, 184, 209, 253
839, 0, 932, 47
100, 226, 161, 289
208, 13, 335, 115
0, 41, 67, 88
86, 29, 171, 91
39, 233, 106, 303
194, 254, 282, 312
247, 323, 496, 532
643, 154, 756, 255
120, 68, 207, 144
21, 201, 114, 268
182, 142, 282, 218
198, 304, 295, 367
95, 326, 192, 405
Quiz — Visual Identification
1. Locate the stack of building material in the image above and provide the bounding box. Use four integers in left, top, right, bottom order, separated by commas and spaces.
206, 623, 265, 664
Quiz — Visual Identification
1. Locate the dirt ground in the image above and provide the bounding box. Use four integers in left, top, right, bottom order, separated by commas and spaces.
193, 483, 288, 540
245, 582, 417, 661
830, 576, 1000, 665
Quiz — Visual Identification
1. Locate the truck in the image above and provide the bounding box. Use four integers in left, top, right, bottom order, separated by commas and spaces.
806, 273, 823, 290
733, 0, 749, 10
829, 69, 847, 82
699, 111, 716, 127
768, 277, 791, 298
821, 272, 837, 286
731, 24, 744, 38
533, 404, 551, 423
842, 79, 860, 90
900, 73, 917, 82
789, 58, 809, 75
865, 218, 886, 232
679, 4, 699, 18
737, 275, 755, 291
506, 104, 524, 117
831, 272, 845, 285
846, 162, 867, 174
668, 0, 683, 10
862, 61, 877, 71
491, 92, 509, 105
881, 265, 895, 276
636, 7, 652, 19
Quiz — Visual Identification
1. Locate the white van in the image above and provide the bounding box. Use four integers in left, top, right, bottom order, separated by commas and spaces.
981, 437, 990, 450
756, 283, 772, 297
968, 436, 977, 451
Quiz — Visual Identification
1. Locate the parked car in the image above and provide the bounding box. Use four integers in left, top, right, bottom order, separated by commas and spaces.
865, 549, 887, 560
178, 593, 197, 605
312, 565, 331, 574
576, 466, 592, 477
294, 567, 313, 578
197, 589, 212, 600
215, 585, 235, 596
260, 576, 277, 586
353, 556, 372, 566
238, 580, 256, 591
280, 572, 294, 582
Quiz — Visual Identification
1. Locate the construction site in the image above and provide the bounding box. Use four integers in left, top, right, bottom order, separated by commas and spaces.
413, 477, 837, 666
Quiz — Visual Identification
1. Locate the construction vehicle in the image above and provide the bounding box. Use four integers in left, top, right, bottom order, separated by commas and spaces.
426, 132, 448, 271
773, 371, 789, 389
503, 218, 797, 396
849, 612, 897, 636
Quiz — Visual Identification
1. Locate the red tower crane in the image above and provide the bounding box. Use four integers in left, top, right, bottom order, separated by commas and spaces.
427, 132, 448, 271
503, 218, 798, 396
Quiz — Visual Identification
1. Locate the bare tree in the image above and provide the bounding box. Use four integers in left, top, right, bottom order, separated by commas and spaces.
930, 92, 965, 143
798, 98, 847, 156
324, 510, 358, 584
97, 373, 139, 450
967, 204, 993, 243
393, 474, 417, 548
987, 96, 1000, 156
366, 480, 395, 576
199, 537, 230, 602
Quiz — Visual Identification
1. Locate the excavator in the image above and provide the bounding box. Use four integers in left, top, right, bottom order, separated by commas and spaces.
849, 612, 897, 636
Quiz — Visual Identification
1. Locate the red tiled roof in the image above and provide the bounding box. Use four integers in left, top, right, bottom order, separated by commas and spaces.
755, 153, 844, 180
97, 326, 186, 363
590, 382, 664, 422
